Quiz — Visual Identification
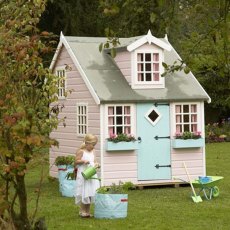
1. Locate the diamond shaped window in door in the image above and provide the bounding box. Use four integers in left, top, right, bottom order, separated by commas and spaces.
145, 106, 162, 126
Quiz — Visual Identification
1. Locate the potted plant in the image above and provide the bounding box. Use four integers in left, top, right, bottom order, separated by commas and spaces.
54, 155, 76, 197
94, 181, 135, 219
172, 131, 205, 148
106, 133, 139, 151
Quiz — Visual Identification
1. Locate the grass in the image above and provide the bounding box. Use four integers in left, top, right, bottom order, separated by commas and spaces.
26, 143, 230, 230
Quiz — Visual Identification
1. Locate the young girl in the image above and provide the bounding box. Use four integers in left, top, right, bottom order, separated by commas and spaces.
75, 134, 100, 218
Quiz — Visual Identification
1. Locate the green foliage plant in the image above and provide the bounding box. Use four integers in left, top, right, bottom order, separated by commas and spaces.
107, 133, 136, 143
175, 131, 202, 140
54, 155, 75, 166
97, 181, 135, 194
0, 1, 66, 229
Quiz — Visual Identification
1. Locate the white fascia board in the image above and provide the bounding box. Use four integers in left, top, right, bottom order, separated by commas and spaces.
127, 31, 171, 52
165, 39, 211, 104
61, 34, 101, 105
49, 32, 64, 71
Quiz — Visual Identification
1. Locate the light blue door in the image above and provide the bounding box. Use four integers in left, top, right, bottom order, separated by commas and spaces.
137, 103, 171, 180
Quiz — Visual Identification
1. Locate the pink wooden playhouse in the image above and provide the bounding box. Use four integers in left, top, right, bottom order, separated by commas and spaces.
49, 30, 211, 186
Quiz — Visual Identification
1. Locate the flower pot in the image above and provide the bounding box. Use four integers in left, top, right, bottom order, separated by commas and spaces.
57, 165, 74, 192
94, 194, 128, 219
61, 179, 76, 197
106, 141, 139, 151
172, 138, 205, 148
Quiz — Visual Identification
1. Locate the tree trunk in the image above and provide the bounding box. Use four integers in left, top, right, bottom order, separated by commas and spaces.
12, 175, 31, 230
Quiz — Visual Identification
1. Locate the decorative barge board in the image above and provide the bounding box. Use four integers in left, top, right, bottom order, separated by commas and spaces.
49, 30, 211, 186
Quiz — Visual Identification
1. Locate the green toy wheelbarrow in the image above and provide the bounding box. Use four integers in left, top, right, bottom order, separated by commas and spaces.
192, 176, 224, 200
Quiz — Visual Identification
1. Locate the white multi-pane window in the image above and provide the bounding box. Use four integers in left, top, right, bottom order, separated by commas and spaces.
175, 104, 198, 133
56, 69, 66, 98
107, 105, 132, 135
76, 104, 88, 136
137, 52, 160, 83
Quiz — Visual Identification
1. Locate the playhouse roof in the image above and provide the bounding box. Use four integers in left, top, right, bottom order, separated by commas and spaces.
51, 32, 211, 104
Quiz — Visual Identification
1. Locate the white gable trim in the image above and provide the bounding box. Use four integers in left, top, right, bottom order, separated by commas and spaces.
127, 30, 171, 52
49, 33, 63, 71
50, 32, 101, 105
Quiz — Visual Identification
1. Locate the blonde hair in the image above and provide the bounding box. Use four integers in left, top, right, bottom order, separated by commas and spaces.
80, 134, 98, 149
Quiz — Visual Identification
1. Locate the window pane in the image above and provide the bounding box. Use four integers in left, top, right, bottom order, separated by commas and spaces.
176, 105, 181, 113
124, 106, 130, 114
153, 73, 159, 81
145, 63, 151, 71
184, 125, 189, 131
145, 53, 151, 61
146, 73, 151, 81
191, 124, 197, 132
153, 63, 159, 71
138, 63, 143, 71
138, 73, 144, 81
176, 125, 182, 132
124, 126, 130, 134
108, 117, 114, 125
191, 104, 197, 112
116, 126, 122, 134
176, 115, 181, 123
124, 116, 130, 124
137, 53, 143, 61
183, 105, 189, 113
109, 127, 114, 135
153, 53, 159, 61
116, 106, 122, 114
148, 109, 159, 123
191, 115, 197, 122
108, 107, 114, 115
116, 116, 122, 125
184, 115, 189, 123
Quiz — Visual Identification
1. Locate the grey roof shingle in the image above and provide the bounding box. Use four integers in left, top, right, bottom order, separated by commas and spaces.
64, 35, 210, 103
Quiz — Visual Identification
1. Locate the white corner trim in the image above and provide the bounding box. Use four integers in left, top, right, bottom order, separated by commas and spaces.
61, 35, 101, 105
127, 30, 171, 52
100, 105, 105, 186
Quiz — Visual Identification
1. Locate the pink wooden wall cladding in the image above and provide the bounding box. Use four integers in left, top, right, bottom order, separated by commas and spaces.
114, 51, 131, 84
50, 45, 100, 177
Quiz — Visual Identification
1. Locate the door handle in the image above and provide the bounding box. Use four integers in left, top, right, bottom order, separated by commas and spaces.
137, 137, 142, 143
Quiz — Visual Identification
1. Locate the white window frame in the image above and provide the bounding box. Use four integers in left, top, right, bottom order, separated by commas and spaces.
56, 67, 66, 99
145, 105, 162, 126
105, 104, 136, 137
136, 51, 162, 83
76, 103, 88, 137
130, 48, 165, 89
173, 103, 201, 135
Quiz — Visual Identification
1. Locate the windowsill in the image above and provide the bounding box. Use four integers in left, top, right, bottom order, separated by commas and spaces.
131, 83, 165, 89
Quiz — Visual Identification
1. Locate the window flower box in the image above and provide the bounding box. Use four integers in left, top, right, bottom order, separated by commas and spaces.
106, 141, 139, 151
106, 133, 138, 151
172, 138, 205, 148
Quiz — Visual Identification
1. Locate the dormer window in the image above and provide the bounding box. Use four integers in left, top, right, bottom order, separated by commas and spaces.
131, 48, 164, 89
137, 52, 160, 83
127, 30, 171, 90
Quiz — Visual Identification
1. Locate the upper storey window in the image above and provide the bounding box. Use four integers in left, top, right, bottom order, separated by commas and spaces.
137, 52, 160, 83
56, 68, 66, 99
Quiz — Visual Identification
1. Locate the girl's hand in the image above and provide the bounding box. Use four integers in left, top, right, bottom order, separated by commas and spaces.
83, 160, 89, 165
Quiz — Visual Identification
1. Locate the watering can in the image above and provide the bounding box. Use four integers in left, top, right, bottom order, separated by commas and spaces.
81, 165, 100, 180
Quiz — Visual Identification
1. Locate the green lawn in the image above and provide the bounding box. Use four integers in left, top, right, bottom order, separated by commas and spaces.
26, 143, 230, 230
